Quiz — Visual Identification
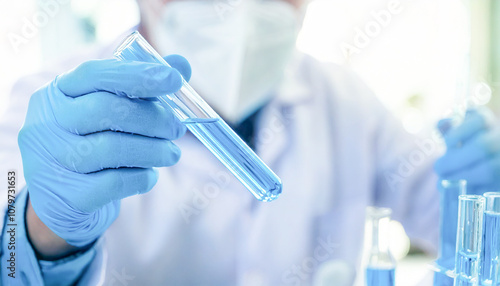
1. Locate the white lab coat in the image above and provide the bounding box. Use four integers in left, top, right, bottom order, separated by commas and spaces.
0, 36, 439, 286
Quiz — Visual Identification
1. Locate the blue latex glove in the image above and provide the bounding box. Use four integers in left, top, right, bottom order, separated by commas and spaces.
435, 109, 499, 191
19, 55, 191, 247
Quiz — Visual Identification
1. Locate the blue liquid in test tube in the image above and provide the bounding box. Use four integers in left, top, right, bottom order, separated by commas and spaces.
455, 195, 485, 286
456, 250, 481, 286
366, 267, 395, 285
480, 193, 500, 286
364, 207, 396, 286
114, 31, 282, 201
185, 118, 282, 200
480, 212, 500, 285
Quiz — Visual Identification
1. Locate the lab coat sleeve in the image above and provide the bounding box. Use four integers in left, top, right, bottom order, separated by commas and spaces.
0, 188, 100, 285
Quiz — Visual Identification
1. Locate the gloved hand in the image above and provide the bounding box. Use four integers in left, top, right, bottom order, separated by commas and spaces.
435, 109, 500, 192
19, 55, 191, 247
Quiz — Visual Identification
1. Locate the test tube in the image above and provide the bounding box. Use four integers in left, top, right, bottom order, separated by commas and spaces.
455, 195, 485, 286
434, 180, 467, 286
365, 207, 396, 286
480, 192, 500, 286
114, 31, 282, 201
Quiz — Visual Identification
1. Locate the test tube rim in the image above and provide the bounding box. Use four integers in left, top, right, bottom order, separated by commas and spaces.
483, 192, 500, 205
114, 31, 141, 59
483, 192, 500, 198
366, 206, 392, 219
114, 31, 166, 68
458, 194, 485, 202
483, 192, 500, 212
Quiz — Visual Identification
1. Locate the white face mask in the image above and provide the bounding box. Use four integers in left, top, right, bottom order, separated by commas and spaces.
152, 0, 298, 124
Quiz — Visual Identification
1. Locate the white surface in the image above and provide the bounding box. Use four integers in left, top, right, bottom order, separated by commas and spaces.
396, 255, 435, 286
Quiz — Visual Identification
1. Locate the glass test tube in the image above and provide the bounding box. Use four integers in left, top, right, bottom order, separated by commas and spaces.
436, 181, 467, 265
113, 31, 282, 202
435, 180, 467, 286
455, 195, 485, 286
480, 192, 500, 286
365, 207, 396, 286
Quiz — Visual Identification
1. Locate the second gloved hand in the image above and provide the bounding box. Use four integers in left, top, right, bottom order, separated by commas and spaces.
19, 56, 191, 247
435, 109, 500, 192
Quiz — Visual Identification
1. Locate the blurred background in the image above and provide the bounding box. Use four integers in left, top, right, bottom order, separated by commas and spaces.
1, 0, 499, 285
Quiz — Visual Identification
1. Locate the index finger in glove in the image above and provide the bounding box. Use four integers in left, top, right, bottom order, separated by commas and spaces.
56, 59, 183, 99
51, 89, 185, 140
